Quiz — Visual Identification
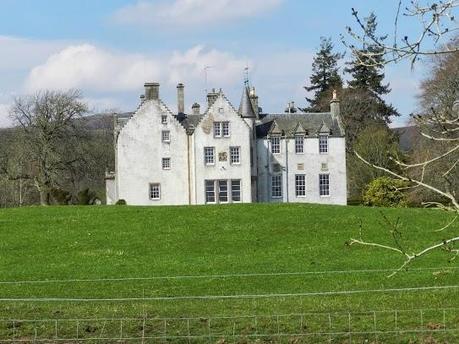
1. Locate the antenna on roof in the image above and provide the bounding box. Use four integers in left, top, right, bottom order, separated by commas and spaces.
243, 65, 250, 87
204, 65, 213, 95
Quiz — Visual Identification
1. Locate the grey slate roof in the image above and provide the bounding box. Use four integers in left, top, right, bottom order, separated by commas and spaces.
256, 112, 344, 138
176, 114, 202, 131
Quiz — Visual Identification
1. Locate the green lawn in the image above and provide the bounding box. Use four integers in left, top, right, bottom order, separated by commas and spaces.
0, 203, 457, 342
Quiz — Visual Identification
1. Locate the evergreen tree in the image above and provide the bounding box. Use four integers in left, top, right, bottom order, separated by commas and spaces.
344, 12, 398, 122
304, 37, 343, 111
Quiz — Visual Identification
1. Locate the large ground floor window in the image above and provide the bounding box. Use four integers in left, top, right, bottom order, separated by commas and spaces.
205, 179, 241, 203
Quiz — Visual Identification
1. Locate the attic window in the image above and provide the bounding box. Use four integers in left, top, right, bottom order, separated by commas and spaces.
270, 136, 280, 154
295, 135, 304, 154
161, 115, 167, 124
218, 107, 224, 113
319, 135, 328, 154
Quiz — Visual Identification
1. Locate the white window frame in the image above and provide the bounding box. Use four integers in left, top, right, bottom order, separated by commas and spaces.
319, 174, 330, 197
213, 121, 230, 138
295, 174, 306, 197
295, 135, 304, 154
213, 122, 222, 138
149, 183, 161, 200
270, 136, 280, 154
319, 135, 328, 154
161, 115, 167, 124
222, 121, 230, 137
205, 180, 216, 203
162, 130, 170, 143
230, 146, 240, 164
204, 147, 215, 165
205, 179, 242, 204
231, 180, 241, 202
162, 157, 171, 170
218, 180, 229, 203
271, 174, 282, 198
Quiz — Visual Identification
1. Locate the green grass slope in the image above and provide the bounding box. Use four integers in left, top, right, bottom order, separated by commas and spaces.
0, 204, 457, 342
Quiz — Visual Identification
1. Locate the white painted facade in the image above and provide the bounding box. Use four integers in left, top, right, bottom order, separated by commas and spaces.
106, 83, 347, 206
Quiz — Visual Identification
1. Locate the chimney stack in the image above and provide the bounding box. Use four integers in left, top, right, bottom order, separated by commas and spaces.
207, 88, 218, 106
177, 83, 185, 114
330, 89, 340, 119
249, 87, 259, 115
144, 82, 160, 100
192, 103, 200, 116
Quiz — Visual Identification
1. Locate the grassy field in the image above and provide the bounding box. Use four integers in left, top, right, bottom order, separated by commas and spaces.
0, 203, 458, 342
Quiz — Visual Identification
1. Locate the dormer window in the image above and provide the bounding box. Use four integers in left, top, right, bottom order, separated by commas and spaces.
319, 135, 328, 154
270, 136, 280, 154
295, 135, 304, 154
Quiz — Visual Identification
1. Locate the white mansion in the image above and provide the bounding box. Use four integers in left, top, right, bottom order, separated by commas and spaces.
105, 82, 347, 205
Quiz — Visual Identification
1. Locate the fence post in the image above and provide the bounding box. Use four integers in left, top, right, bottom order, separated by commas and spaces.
187, 318, 190, 344
277, 315, 280, 336
142, 317, 146, 344
300, 314, 304, 334
348, 312, 351, 343
443, 309, 447, 331
420, 309, 424, 329
55, 319, 58, 340
208, 318, 212, 344
328, 313, 332, 343
373, 311, 378, 343
76, 319, 79, 339
120, 319, 123, 340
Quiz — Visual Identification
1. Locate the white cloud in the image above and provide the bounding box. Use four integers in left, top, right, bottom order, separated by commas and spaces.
0, 36, 66, 71
112, 0, 283, 28
24, 44, 247, 94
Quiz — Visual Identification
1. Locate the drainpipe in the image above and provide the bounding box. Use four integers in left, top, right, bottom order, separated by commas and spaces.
193, 135, 197, 204
187, 134, 191, 205
266, 138, 270, 202
285, 136, 289, 202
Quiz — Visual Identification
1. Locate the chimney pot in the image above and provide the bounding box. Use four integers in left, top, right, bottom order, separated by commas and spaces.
192, 102, 200, 116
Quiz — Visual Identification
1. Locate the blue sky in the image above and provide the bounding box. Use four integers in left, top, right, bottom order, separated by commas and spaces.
0, 0, 439, 127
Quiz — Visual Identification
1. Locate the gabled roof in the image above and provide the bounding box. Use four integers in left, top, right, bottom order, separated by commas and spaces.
256, 112, 344, 138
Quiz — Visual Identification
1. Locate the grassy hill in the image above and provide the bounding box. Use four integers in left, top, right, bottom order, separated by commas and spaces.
0, 204, 457, 342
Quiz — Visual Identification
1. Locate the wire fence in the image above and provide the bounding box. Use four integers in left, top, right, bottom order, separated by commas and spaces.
0, 308, 458, 343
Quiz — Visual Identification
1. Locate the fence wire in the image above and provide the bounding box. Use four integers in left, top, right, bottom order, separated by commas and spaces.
0, 308, 457, 343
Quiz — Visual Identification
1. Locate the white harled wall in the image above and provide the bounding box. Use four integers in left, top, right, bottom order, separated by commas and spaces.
256, 136, 347, 205
192, 97, 252, 204
116, 100, 190, 205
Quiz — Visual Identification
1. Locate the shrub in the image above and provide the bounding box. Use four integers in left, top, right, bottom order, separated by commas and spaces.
363, 177, 408, 208
77, 188, 97, 205
50, 188, 71, 205
115, 199, 127, 205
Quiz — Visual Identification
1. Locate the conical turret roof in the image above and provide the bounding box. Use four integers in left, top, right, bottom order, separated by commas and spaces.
238, 86, 257, 118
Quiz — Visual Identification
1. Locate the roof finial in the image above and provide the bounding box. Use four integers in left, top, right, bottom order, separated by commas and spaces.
243, 65, 250, 87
